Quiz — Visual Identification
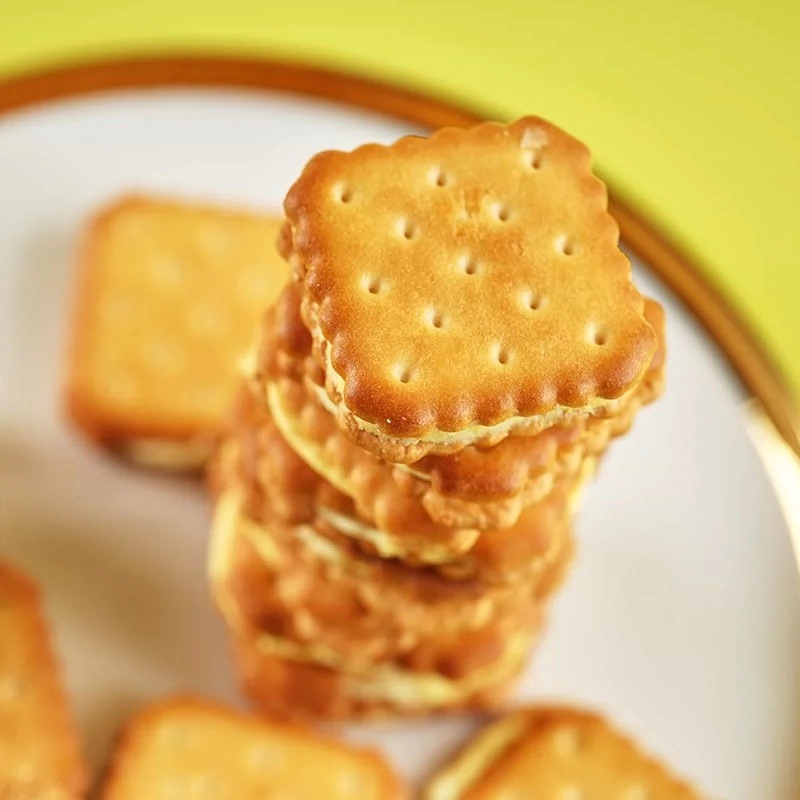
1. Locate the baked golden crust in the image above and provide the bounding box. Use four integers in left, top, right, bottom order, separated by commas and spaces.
99, 695, 407, 799
424, 706, 702, 800
64, 195, 288, 448
283, 117, 656, 459
0, 561, 88, 799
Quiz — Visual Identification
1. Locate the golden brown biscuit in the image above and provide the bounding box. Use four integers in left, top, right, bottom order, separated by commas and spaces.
233, 629, 531, 721
0, 561, 88, 798
282, 118, 657, 462
208, 488, 555, 666
99, 695, 407, 799
424, 706, 703, 799
251, 286, 665, 530
64, 195, 288, 467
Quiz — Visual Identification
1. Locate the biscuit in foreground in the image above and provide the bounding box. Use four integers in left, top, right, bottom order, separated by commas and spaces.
99, 695, 406, 799
64, 195, 288, 469
424, 706, 702, 799
0, 560, 88, 798
283, 117, 657, 461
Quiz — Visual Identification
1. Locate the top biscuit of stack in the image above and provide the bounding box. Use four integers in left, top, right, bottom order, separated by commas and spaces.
282, 117, 657, 463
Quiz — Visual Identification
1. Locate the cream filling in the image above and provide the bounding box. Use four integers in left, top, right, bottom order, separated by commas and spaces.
392, 462, 432, 481
423, 712, 529, 800
252, 628, 369, 672
209, 492, 345, 647
208, 489, 252, 629
317, 506, 479, 565
122, 436, 215, 470
208, 489, 242, 586
267, 381, 355, 499
208, 489, 282, 601
238, 344, 259, 382
321, 345, 631, 448
292, 523, 347, 566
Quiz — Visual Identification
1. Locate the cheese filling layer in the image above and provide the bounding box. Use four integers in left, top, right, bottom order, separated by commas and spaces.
423, 713, 529, 800
122, 436, 216, 470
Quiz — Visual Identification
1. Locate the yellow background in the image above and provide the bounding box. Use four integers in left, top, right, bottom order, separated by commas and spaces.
1, 0, 798, 398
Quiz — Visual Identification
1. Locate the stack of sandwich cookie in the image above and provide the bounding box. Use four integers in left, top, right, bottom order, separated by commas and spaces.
209, 117, 665, 719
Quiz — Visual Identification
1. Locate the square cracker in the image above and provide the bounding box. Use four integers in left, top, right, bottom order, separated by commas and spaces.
64, 195, 288, 467
99, 695, 406, 799
283, 117, 657, 459
0, 561, 88, 798
424, 706, 702, 799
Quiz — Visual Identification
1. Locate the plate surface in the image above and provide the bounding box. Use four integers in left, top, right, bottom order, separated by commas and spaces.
0, 85, 798, 798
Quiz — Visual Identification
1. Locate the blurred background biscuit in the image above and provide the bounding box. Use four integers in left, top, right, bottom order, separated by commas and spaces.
99, 695, 407, 798
0, 560, 88, 798
64, 195, 288, 469
424, 706, 702, 799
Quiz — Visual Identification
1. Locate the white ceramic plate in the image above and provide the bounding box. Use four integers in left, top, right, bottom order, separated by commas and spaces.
1, 66, 798, 799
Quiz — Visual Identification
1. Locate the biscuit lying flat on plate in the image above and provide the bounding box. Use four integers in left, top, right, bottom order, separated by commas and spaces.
99, 695, 407, 799
0, 561, 88, 798
282, 117, 657, 462
65, 195, 288, 469
424, 706, 702, 800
